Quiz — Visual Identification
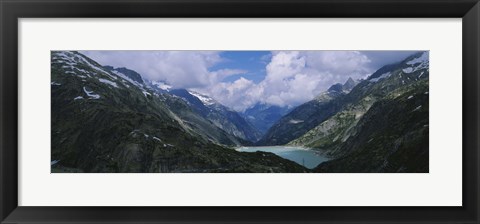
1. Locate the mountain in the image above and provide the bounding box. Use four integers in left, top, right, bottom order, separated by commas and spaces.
156, 89, 251, 147
149, 80, 172, 92
102, 67, 261, 143
314, 79, 428, 172
50, 51, 307, 173
103, 66, 144, 84
242, 103, 292, 135
343, 77, 357, 90
289, 52, 428, 151
327, 77, 357, 94
168, 89, 262, 142
257, 77, 358, 146
288, 51, 429, 172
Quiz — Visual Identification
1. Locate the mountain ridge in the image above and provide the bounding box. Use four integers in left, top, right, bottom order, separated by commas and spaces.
256, 76, 359, 146
283, 51, 429, 172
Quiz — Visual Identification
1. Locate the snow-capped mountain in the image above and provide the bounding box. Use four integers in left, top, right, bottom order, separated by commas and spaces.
187, 91, 216, 106
168, 89, 262, 142
150, 80, 172, 92
103, 66, 145, 87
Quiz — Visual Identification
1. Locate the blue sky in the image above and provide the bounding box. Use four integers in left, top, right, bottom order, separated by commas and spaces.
82, 50, 420, 111
211, 51, 271, 83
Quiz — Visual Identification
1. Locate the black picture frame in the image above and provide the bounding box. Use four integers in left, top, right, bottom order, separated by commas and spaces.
1, 0, 479, 223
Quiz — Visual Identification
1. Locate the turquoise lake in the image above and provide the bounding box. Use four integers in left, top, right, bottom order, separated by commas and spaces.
236, 146, 330, 169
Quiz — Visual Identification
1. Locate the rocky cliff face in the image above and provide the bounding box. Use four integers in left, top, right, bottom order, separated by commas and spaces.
314, 80, 429, 172
293, 52, 429, 172
257, 77, 358, 146
168, 89, 262, 143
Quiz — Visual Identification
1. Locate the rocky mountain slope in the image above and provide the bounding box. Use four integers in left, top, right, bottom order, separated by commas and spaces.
257, 77, 358, 146
51, 51, 307, 173
289, 53, 428, 149
314, 79, 429, 172
285, 51, 429, 172
168, 89, 262, 142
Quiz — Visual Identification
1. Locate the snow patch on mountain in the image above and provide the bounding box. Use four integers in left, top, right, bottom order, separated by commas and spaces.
141, 91, 152, 98
98, 78, 119, 88
404, 52, 429, 74
289, 119, 304, 124
53, 51, 119, 80
152, 81, 172, 91
111, 70, 144, 88
153, 137, 162, 142
83, 87, 100, 99
369, 72, 391, 82
402, 67, 414, 73
188, 91, 216, 105
76, 54, 117, 80
406, 52, 429, 65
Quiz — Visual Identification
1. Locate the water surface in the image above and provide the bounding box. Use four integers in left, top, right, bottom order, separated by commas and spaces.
236, 146, 330, 169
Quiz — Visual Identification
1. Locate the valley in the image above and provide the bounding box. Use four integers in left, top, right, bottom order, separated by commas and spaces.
51, 51, 429, 173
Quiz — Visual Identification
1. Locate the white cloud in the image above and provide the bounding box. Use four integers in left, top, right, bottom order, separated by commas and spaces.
81, 51, 236, 89
303, 51, 371, 76
198, 51, 373, 111
207, 69, 248, 85
197, 77, 261, 111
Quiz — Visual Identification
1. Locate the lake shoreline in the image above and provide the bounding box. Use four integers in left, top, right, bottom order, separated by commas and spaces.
235, 146, 331, 169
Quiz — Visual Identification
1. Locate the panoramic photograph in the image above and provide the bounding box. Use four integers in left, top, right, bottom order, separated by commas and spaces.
51, 50, 429, 173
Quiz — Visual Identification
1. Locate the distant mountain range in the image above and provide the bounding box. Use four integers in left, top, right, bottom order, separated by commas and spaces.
241, 103, 292, 135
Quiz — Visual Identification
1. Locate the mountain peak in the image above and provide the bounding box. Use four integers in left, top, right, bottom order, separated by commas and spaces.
327, 83, 344, 93
104, 66, 144, 84
326, 77, 357, 94
150, 80, 172, 91
343, 77, 356, 91
187, 90, 216, 106
405, 51, 429, 65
